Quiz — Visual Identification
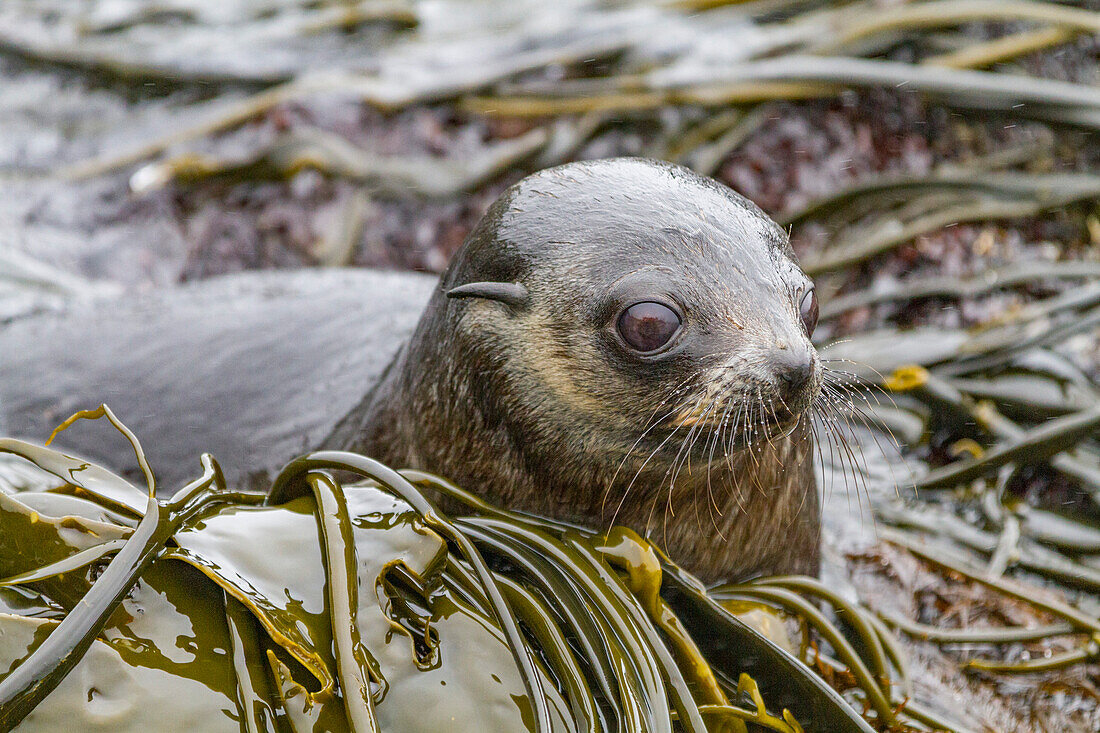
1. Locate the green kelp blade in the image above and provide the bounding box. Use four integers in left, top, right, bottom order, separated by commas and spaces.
268, 452, 557, 733
306, 472, 380, 733
0, 540, 127, 590
458, 519, 653, 733
489, 574, 601, 733
946, 373, 1098, 420
658, 566, 876, 733
371, 570, 573, 732
0, 492, 131, 610
402, 469, 870, 732
170, 495, 339, 697
0, 438, 147, 517
6, 491, 139, 527
914, 404, 1100, 491
1, 460, 256, 729
172, 480, 572, 732
1, 559, 254, 731
0, 585, 60, 621
326, 483, 574, 732
0, 496, 170, 726
0, 613, 240, 732
0, 438, 895, 731
444, 531, 620, 732
462, 517, 682, 733
401, 470, 874, 731
818, 327, 971, 378
223, 594, 282, 733
46, 405, 157, 498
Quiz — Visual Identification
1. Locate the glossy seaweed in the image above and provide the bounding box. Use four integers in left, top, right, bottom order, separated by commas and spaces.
0, 417, 875, 732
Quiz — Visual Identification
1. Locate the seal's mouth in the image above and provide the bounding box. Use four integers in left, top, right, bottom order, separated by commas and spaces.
669, 393, 806, 445
767, 405, 803, 431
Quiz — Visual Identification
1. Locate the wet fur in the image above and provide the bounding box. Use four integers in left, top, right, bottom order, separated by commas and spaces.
327, 158, 821, 583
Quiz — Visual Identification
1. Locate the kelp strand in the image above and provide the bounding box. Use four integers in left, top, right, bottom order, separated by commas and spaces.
658, 568, 876, 733
806, 0, 1100, 55
0, 439, 148, 519
695, 671, 809, 732
402, 469, 874, 732
820, 261, 1100, 321
0, 496, 162, 727
470, 55, 1100, 127
224, 593, 281, 733
592, 528, 728, 708
0, 538, 128, 589
495, 575, 601, 733
746, 576, 895, 692
939, 307, 1100, 378
881, 528, 1100, 635
267, 451, 554, 733
562, 534, 706, 732
459, 520, 659, 733
710, 585, 896, 726
0, 453, 226, 728
885, 365, 1100, 503
924, 26, 1079, 69
876, 501, 1100, 592
879, 611, 1075, 644
780, 170, 1100, 229
859, 610, 912, 700
130, 126, 550, 199
306, 471, 382, 733
46, 404, 157, 497
801, 197, 1078, 276
0, 425, 896, 731
911, 405, 1100, 491
964, 636, 1099, 674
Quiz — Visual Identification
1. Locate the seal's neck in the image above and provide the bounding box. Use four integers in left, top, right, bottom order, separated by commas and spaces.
324, 321, 819, 584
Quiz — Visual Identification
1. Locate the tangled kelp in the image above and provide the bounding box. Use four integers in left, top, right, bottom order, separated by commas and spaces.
812, 272, 1100, 729
0, 412, 878, 732
4, 0, 1094, 180
3, 0, 1099, 289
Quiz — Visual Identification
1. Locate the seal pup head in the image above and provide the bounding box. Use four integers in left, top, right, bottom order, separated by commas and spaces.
364, 157, 823, 579
439, 158, 821, 467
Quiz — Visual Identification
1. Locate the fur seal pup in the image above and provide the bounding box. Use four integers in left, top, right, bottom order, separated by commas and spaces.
1, 158, 822, 582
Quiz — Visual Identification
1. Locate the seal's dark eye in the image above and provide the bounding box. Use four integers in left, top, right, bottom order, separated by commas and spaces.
799, 288, 818, 338
617, 302, 681, 353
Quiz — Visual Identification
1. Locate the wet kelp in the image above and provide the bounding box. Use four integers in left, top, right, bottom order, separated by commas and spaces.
6, 365, 1097, 733
3, 1, 1099, 289
812, 273, 1100, 729
0, 414, 876, 732
8, 0, 1099, 181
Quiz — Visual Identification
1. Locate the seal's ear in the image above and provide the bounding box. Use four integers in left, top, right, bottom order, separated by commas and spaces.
446, 282, 529, 309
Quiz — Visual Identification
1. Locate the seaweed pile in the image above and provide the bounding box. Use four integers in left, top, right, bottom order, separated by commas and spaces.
0, 410, 877, 732
807, 269, 1100, 729
3, 276, 1098, 731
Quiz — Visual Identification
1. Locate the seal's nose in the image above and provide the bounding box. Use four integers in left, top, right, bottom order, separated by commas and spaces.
771, 348, 815, 403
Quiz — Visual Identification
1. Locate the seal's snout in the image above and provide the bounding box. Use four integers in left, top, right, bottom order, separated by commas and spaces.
777, 352, 813, 393
769, 347, 818, 412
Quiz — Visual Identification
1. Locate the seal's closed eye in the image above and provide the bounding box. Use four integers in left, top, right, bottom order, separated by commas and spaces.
446, 282, 529, 309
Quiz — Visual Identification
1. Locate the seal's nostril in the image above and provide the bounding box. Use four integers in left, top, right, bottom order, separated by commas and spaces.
774, 351, 814, 398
